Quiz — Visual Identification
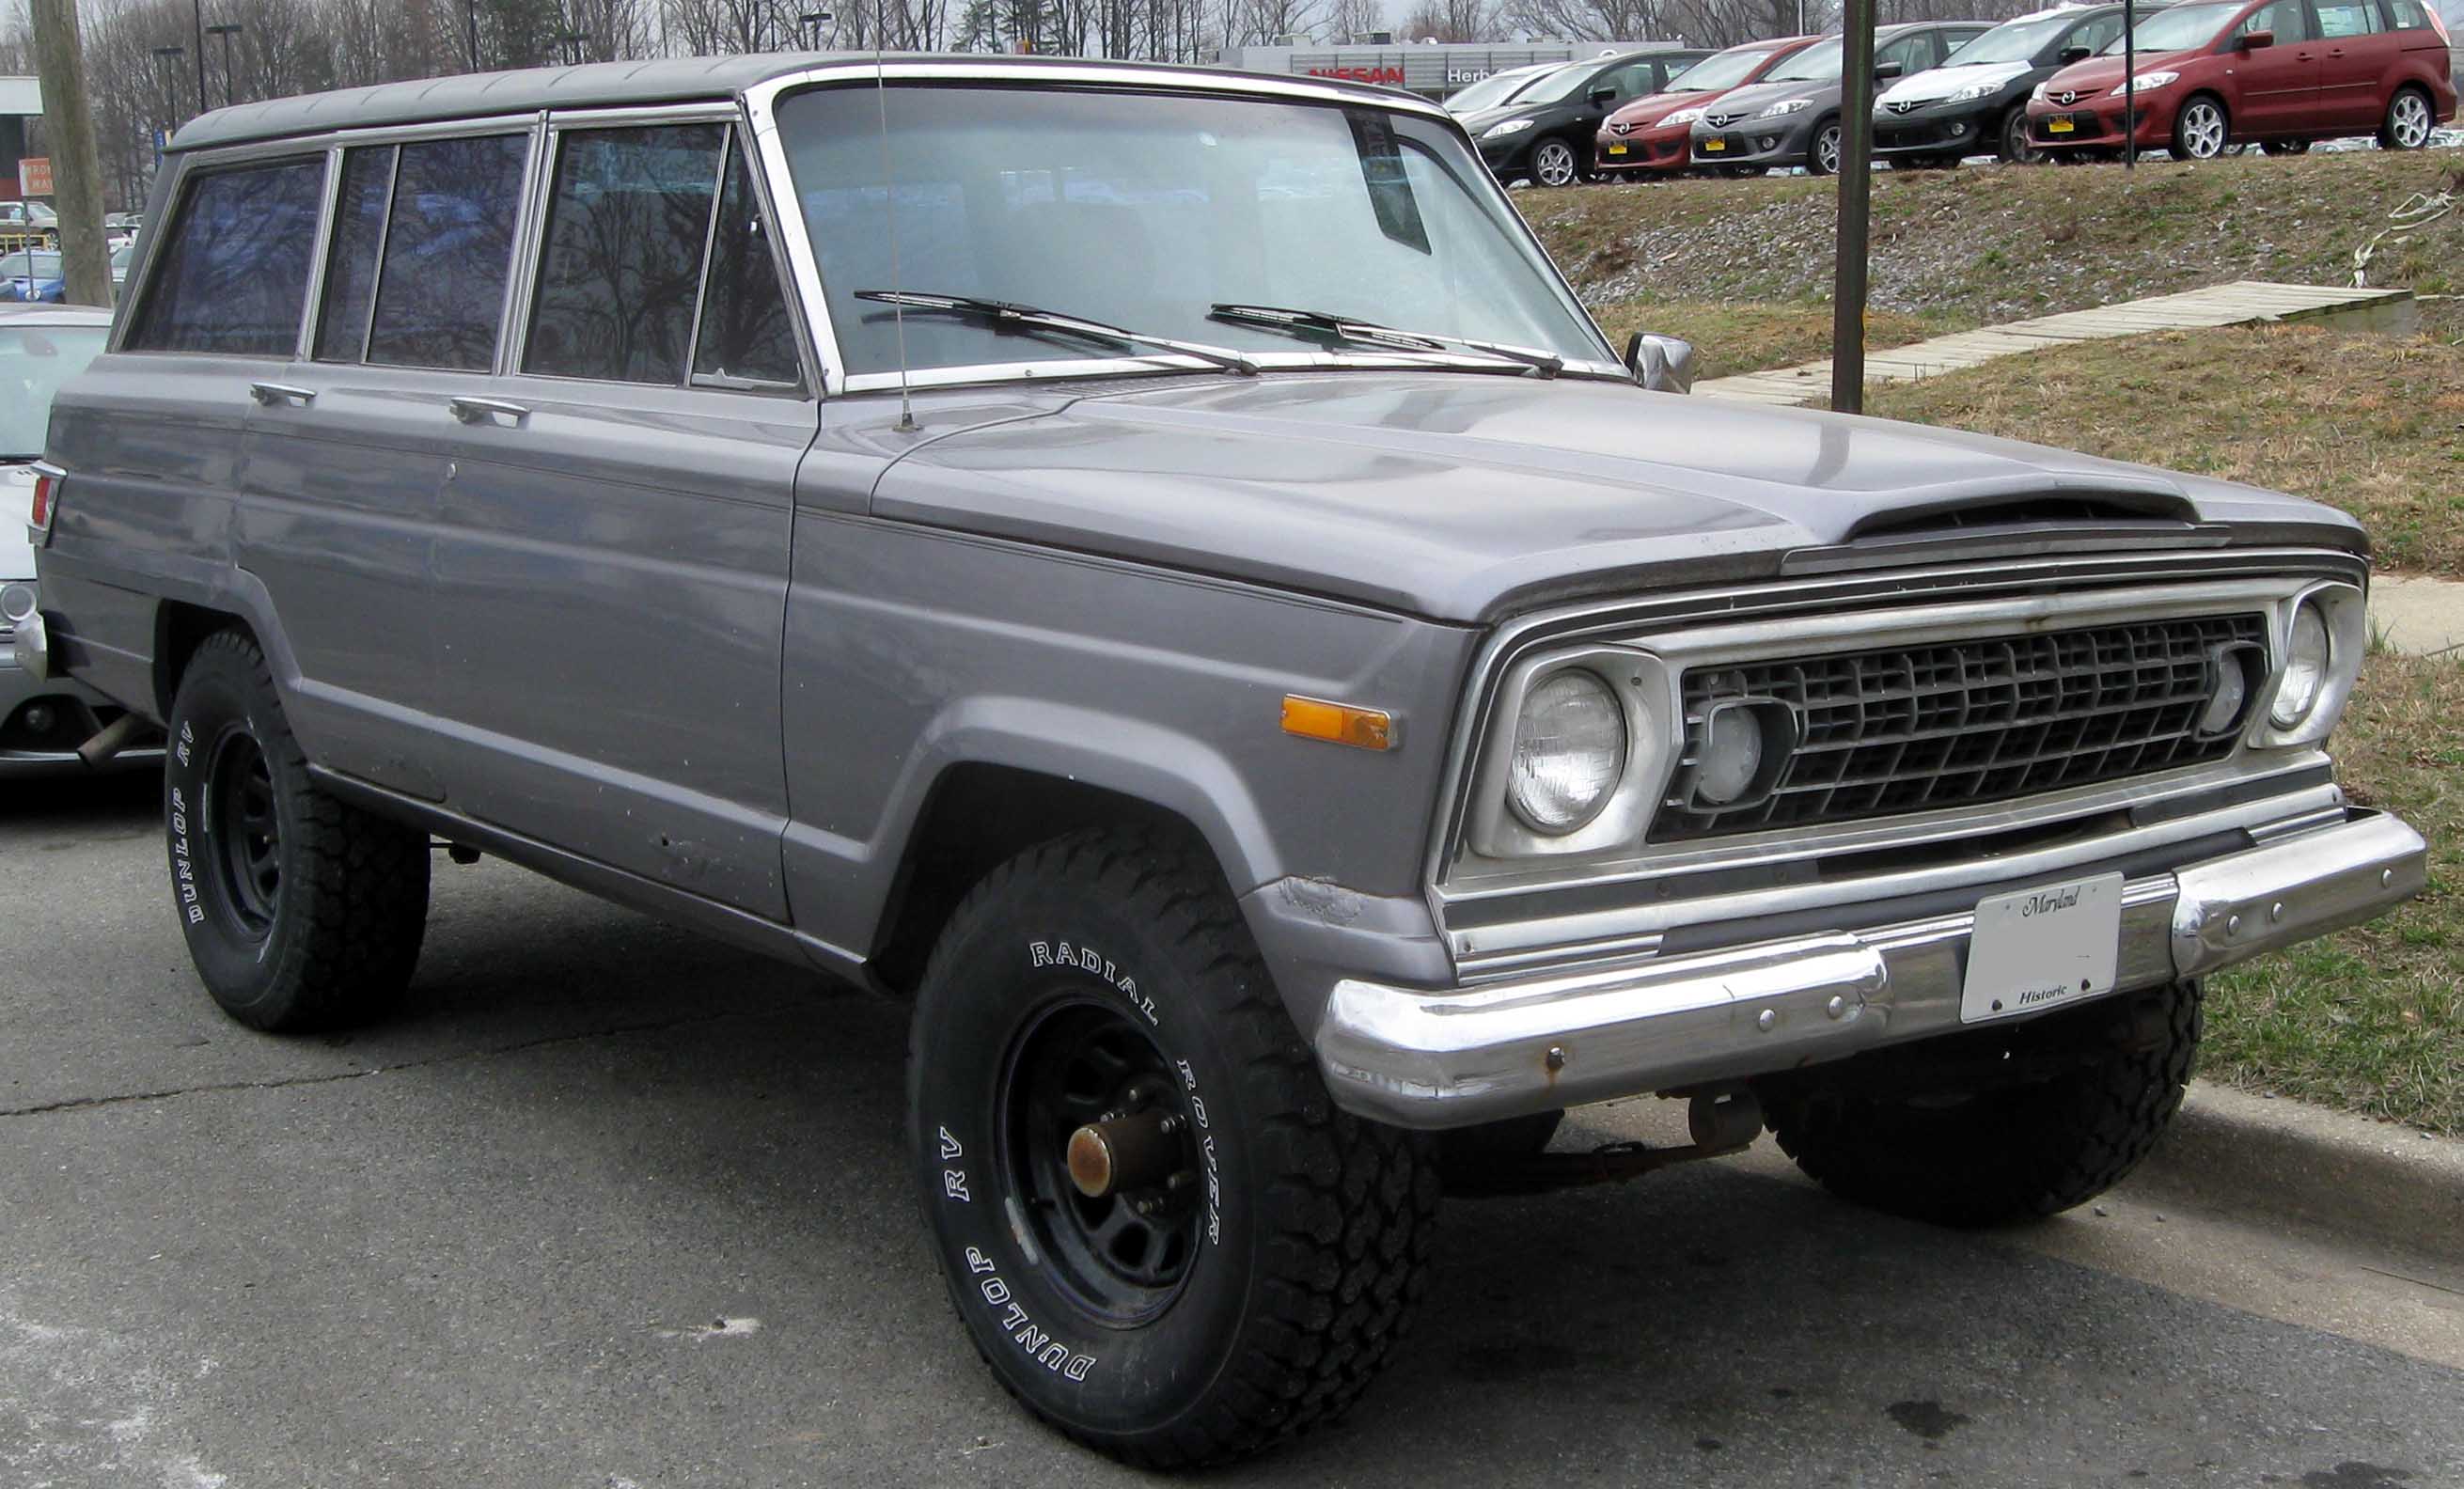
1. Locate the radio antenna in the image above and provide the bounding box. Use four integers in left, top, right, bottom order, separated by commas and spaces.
872, 2, 918, 432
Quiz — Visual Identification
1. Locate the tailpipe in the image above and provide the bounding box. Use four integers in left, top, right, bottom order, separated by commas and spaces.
77, 712, 149, 769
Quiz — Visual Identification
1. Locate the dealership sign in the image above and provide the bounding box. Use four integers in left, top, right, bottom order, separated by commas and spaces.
18, 155, 51, 196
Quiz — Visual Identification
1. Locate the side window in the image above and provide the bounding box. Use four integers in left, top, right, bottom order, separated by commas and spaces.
2070, 15, 2126, 54
2381, 0, 2431, 29
1878, 33, 1934, 75
526, 124, 727, 384
125, 157, 324, 355
367, 133, 527, 372
692, 137, 804, 391
314, 145, 395, 363
2240, 1, 2312, 41
2315, 0, 2378, 34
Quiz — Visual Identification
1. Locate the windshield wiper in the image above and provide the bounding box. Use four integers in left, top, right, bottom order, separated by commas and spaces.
855, 290, 1260, 376
1207, 304, 1566, 378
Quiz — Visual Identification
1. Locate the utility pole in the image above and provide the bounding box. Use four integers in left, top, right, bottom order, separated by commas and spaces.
1828, 0, 1875, 414
30, 0, 113, 306
192, 0, 209, 118
2122, 0, 2138, 170
465, 0, 481, 71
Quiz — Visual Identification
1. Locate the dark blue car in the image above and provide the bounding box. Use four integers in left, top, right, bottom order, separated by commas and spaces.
0, 244, 132, 303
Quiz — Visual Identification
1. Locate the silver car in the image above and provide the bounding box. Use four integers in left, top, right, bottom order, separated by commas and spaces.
3, 303, 159, 775
28, 55, 2424, 1465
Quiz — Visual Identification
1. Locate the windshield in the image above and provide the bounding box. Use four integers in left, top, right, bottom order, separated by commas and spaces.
778, 85, 1609, 380
1, 324, 106, 459
1670, 45, 1783, 91
1766, 37, 1845, 83
2, 253, 62, 278
1953, 10, 2085, 63
1445, 66, 1548, 113
2105, 2, 2238, 51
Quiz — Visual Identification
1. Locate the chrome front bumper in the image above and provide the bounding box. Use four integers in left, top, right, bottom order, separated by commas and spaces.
1315, 808, 2425, 1129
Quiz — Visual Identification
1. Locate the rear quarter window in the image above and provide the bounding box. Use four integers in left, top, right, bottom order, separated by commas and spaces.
124, 158, 326, 355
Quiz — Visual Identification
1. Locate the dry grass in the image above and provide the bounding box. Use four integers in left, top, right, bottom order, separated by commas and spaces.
2201, 651, 2464, 1135
1863, 321, 2464, 579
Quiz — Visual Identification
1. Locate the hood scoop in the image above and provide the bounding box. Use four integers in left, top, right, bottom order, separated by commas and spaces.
1847, 489, 2201, 542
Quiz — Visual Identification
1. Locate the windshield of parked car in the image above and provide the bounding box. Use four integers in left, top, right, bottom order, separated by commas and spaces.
1952, 10, 2085, 63
1513, 58, 1621, 104
0, 324, 107, 458
1445, 66, 1548, 112
2104, 1, 2237, 51
1668, 45, 1783, 91
1766, 37, 1846, 83
778, 85, 1611, 380
2, 252, 62, 279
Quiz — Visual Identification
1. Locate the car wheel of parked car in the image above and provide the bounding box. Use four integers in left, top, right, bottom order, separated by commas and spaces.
1753, 978, 2201, 1228
2001, 108, 2045, 164
1808, 118, 1844, 176
2169, 96, 2230, 160
906, 826, 1439, 1468
2259, 138, 2312, 155
2379, 86, 2434, 149
164, 628, 431, 1031
1531, 137, 1579, 187
1717, 164, 1770, 178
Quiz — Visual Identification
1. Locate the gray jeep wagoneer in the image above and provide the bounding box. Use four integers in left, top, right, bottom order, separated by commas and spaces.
21, 53, 2425, 1466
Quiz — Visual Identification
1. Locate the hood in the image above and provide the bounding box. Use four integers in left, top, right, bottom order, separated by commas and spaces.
1697, 77, 1833, 122
2041, 48, 2193, 96
1457, 103, 1544, 133
1878, 58, 2036, 105
1602, 89, 1695, 130
871, 373, 2361, 623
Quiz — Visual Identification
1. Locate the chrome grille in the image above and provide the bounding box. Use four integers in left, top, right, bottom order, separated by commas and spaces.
1657, 614, 2268, 840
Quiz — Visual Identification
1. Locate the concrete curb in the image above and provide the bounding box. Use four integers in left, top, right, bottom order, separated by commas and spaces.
2127, 1080, 2464, 1261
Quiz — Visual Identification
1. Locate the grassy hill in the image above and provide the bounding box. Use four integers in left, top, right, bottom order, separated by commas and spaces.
1525, 149, 2464, 337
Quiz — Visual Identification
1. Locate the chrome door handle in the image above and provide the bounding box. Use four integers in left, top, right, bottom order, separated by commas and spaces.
447, 396, 529, 426
249, 382, 316, 407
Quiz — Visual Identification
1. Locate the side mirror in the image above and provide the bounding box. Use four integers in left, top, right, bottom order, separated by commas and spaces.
2058, 44, 2091, 63
1588, 86, 1617, 106
2236, 27, 2274, 48
1625, 331, 1697, 394
1875, 60, 1904, 80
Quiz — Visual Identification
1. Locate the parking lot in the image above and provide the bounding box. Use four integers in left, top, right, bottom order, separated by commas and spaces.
6, 771, 2461, 1488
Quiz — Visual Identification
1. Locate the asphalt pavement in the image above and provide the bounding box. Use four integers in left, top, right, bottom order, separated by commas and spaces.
5, 771, 2461, 1489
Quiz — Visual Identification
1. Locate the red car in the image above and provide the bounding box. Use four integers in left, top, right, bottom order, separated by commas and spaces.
2025, 0, 2456, 159
1594, 35, 1823, 176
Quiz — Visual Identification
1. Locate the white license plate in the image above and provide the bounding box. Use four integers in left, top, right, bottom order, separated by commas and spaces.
1959, 872, 2125, 1024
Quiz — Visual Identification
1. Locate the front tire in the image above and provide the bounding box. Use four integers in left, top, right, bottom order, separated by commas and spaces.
165, 629, 430, 1030
906, 827, 1438, 1467
2380, 86, 2434, 149
1807, 118, 1844, 176
2170, 96, 2230, 160
1755, 979, 2203, 1228
1530, 136, 1580, 187
2001, 107, 2045, 164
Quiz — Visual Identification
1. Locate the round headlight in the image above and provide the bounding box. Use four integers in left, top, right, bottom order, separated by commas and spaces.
2198, 650, 2250, 736
0, 582, 33, 624
1509, 669, 1626, 834
2270, 602, 2331, 729
1695, 703, 1766, 805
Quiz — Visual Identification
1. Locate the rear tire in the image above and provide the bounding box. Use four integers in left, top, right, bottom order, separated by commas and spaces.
2379, 86, 2434, 149
906, 827, 1438, 1467
164, 629, 430, 1031
1755, 979, 2203, 1228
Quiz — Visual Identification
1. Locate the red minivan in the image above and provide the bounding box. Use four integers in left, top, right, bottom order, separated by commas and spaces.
1594, 35, 1823, 176
2025, 0, 2456, 158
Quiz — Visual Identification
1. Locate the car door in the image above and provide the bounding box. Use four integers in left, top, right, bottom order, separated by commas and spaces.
231, 134, 532, 800
2311, 0, 2398, 126
425, 118, 810, 921
2228, 0, 2323, 130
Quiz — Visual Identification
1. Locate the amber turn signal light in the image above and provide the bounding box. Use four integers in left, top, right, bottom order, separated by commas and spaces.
1280, 695, 1395, 751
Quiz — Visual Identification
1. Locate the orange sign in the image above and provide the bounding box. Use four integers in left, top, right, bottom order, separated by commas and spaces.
17, 156, 50, 196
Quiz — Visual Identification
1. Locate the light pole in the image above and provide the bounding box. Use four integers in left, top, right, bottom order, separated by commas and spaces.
205, 23, 243, 108
191, 0, 207, 118
151, 44, 187, 123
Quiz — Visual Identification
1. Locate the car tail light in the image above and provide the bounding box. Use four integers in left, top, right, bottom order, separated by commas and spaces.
28, 462, 60, 543
2427, 4, 2451, 42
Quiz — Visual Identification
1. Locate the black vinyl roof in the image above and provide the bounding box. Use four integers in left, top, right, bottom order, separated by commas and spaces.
165, 53, 1411, 153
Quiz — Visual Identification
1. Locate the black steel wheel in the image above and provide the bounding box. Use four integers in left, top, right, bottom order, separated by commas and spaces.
205, 727, 281, 936
908, 826, 1437, 1467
